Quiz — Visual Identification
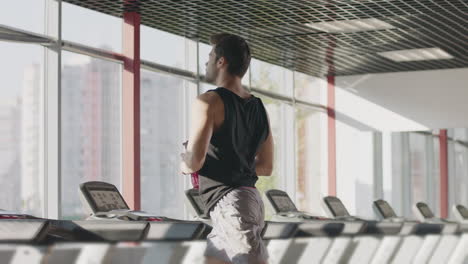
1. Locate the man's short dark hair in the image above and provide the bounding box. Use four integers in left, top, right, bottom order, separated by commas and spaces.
210, 33, 251, 78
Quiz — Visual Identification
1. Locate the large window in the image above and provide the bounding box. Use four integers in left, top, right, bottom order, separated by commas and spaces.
336, 121, 375, 218
408, 133, 440, 215
0, 0, 45, 34
1, 2, 336, 221
449, 128, 468, 217
0, 42, 43, 216
198, 42, 212, 77
294, 72, 327, 105
140, 69, 196, 219
251, 59, 293, 97
295, 107, 328, 215
390, 131, 440, 218
254, 96, 294, 218
62, 2, 122, 52
61, 52, 122, 220
141, 26, 187, 69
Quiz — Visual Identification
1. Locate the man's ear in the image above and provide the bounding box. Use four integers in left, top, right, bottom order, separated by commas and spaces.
217, 57, 227, 68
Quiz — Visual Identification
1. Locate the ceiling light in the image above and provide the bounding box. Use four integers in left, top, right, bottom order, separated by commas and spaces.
378, 48, 454, 62
305, 18, 394, 33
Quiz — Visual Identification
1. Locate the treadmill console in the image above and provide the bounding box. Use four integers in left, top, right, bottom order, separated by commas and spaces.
453, 204, 468, 222
373, 199, 399, 220
265, 189, 298, 214
80, 181, 129, 214
414, 202, 459, 234
265, 189, 323, 221
322, 196, 351, 218
413, 202, 435, 221
80, 181, 165, 221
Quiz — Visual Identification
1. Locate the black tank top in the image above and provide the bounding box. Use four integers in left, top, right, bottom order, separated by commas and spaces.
198, 87, 269, 216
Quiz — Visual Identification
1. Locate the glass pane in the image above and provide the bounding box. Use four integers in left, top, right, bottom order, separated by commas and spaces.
61, 51, 122, 220
294, 72, 327, 105
391, 132, 440, 218
254, 96, 292, 219
62, 3, 122, 52
0, 0, 44, 34
198, 42, 211, 77
0, 42, 43, 216
453, 142, 468, 205
336, 121, 374, 218
408, 132, 441, 216
251, 59, 293, 97
409, 133, 428, 208
140, 70, 195, 219
141, 26, 186, 69
453, 128, 468, 142
200, 82, 217, 94
296, 107, 327, 215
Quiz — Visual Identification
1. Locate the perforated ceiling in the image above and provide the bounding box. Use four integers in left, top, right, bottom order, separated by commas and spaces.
63, 0, 468, 76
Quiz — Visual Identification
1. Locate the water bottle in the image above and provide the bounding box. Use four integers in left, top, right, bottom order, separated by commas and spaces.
191, 172, 199, 189
183, 140, 199, 189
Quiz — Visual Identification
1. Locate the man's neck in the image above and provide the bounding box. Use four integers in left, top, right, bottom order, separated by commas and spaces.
216, 74, 249, 98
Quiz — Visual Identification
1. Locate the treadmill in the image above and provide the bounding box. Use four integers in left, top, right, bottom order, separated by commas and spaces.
323, 196, 402, 235
448, 204, 468, 263
0, 210, 104, 264
321, 196, 404, 264
410, 201, 461, 264
265, 190, 354, 263
373, 199, 444, 235
0, 212, 50, 244
185, 188, 305, 263
453, 204, 468, 233
184, 188, 299, 240
79, 181, 206, 241
372, 199, 453, 263
453, 204, 468, 223
413, 202, 458, 234
0, 209, 101, 243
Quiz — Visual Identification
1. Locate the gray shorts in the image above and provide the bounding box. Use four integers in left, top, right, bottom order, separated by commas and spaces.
204, 187, 268, 264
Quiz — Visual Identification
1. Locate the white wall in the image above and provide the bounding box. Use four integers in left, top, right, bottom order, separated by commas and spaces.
336, 68, 468, 130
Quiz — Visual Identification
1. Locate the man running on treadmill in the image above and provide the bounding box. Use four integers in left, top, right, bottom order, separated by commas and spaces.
180, 33, 274, 264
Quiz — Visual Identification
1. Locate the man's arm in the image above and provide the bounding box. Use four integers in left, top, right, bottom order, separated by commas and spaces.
255, 117, 274, 176
180, 93, 218, 174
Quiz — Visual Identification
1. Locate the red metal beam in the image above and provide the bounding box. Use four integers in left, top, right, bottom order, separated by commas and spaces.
327, 75, 337, 196
439, 129, 449, 218
122, 11, 141, 210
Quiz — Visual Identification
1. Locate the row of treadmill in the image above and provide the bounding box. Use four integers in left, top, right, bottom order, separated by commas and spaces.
1, 181, 468, 264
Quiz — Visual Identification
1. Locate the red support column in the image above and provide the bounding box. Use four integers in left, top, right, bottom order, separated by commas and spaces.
439, 129, 449, 218
122, 10, 141, 210
327, 75, 337, 196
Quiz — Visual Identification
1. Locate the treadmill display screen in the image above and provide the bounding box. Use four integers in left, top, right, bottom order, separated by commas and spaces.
326, 199, 350, 217
417, 203, 434, 218
271, 195, 297, 213
457, 205, 468, 219
80, 182, 130, 213
374, 200, 397, 218
89, 190, 129, 212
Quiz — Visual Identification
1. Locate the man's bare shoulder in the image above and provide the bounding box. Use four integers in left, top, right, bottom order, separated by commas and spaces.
196, 91, 222, 109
